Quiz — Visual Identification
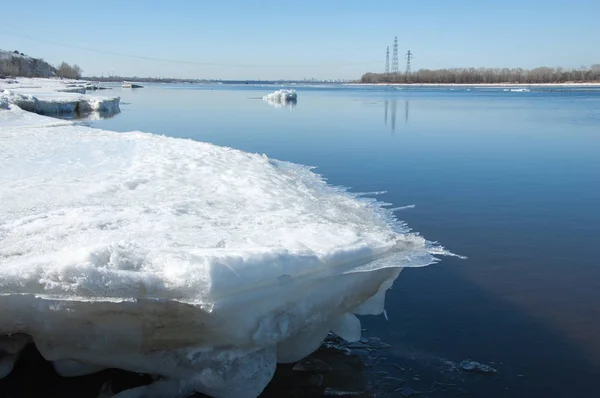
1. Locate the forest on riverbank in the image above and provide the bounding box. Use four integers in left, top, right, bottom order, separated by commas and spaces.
361, 65, 600, 84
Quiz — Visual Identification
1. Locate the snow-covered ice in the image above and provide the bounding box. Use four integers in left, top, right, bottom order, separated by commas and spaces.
502, 88, 531, 92
1, 89, 120, 116
262, 89, 297, 108
0, 77, 119, 117
0, 96, 454, 397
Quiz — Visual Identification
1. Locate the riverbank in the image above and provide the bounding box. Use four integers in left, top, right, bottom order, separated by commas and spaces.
348, 82, 600, 88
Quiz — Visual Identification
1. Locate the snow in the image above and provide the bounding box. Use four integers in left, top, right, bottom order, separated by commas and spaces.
0, 103, 73, 128
0, 77, 120, 117
0, 94, 454, 397
262, 89, 297, 108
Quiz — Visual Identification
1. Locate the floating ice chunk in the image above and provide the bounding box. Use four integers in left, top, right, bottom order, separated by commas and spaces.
56, 86, 87, 94
459, 359, 497, 374
389, 205, 416, 211
262, 89, 297, 108
503, 88, 530, 92
0, 104, 454, 397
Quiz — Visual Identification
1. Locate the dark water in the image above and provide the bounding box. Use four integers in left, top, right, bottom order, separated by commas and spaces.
87, 84, 600, 397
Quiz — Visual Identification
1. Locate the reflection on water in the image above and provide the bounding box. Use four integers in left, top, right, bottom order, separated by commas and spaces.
384, 98, 409, 133
55, 109, 121, 121
263, 98, 297, 109
384, 99, 388, 127
85, 110, 121, 120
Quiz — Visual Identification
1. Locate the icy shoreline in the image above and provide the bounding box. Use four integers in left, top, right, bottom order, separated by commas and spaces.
0, 77, 120, 117
0, 84, 452, 397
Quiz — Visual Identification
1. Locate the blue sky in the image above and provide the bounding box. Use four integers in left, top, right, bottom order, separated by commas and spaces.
2, 0, 599, 79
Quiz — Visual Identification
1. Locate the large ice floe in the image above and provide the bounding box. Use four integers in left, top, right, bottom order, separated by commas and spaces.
0, 77, 120, 118
0, 88, 454, 397
262, 89, 297, 108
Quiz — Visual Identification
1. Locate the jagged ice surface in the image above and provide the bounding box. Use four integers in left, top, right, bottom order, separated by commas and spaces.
0, 105, 451, 397
1, 89, 120, 116
0, 77, 120, 117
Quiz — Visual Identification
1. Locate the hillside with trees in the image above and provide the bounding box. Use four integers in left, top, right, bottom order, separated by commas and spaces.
0, 50, 82, 79
0, 50, 55, 78
361, 65, 600, 84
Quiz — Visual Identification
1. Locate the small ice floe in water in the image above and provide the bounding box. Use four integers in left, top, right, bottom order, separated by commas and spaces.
504, 88, 530, 92
262, 89, 297, 108
459, 359, 497, 374
323, 388, 364, 396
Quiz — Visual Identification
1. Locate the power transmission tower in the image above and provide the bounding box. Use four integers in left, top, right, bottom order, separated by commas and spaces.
391, 37, 399, 74
405, 50, 412, 75
385, 46, 390, 74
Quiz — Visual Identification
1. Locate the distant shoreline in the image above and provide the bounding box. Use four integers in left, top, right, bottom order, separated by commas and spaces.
348, 82, 600, 87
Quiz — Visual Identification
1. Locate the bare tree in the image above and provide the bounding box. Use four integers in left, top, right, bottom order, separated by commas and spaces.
56, 62, 83, 79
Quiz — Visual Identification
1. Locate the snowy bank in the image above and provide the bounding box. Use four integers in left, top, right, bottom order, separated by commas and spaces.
262, 89, 297, 108
0, 103, 454, 397
0, 77, 119, 117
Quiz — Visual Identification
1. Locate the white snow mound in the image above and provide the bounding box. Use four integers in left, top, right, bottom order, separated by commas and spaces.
0, 105, 453, 397
262, 89, 297, 106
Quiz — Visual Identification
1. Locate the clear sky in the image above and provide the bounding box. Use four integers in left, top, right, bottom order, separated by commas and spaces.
2, 0, 599, 80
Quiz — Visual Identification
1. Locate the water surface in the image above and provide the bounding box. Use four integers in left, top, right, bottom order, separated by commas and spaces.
91, 84, 600, 397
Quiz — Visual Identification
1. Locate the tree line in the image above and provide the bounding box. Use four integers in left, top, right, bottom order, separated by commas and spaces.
361, 65, 600, 84
55, 62, 83, 79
